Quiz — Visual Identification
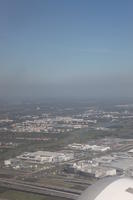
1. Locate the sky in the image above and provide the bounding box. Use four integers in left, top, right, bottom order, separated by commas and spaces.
0, 0, 133, 100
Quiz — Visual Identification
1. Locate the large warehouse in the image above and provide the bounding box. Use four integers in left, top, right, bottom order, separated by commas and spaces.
78, 177, 133, 200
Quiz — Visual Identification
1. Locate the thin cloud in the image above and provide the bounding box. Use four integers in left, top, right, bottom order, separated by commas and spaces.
78, 48, 112, 53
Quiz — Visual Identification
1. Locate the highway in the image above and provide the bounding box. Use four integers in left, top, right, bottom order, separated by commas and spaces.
0, 178, 81, 200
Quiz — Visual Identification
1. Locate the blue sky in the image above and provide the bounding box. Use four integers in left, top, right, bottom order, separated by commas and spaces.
0, 0, 133, 99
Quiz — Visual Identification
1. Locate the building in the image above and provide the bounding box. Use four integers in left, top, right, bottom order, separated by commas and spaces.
128, 149, 133, 154
16, 151, 74, 164
78, 177, 133, 200
4, 159, 12, 166
68, 143, 110, 151
67, 160, 116, 178
78, 166, 116, 178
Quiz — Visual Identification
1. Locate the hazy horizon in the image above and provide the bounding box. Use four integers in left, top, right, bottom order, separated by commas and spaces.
1, 0, 133, 100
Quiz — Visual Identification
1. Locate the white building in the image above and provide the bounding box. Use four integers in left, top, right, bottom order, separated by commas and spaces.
16, 151, 73, 164
68, 143, 110, 152
4, 159, 12, 166
72, 160, 116, 178
128, 149, 133, 153
94, 167, 116, 178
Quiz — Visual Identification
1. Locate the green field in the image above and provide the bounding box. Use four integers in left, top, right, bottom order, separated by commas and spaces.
0, 187, 67, 200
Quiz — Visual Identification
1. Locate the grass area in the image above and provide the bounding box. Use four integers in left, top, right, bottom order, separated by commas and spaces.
0, 188, 67, 200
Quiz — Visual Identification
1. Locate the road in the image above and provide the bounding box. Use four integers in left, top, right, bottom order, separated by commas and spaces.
0, 178, 81, 200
